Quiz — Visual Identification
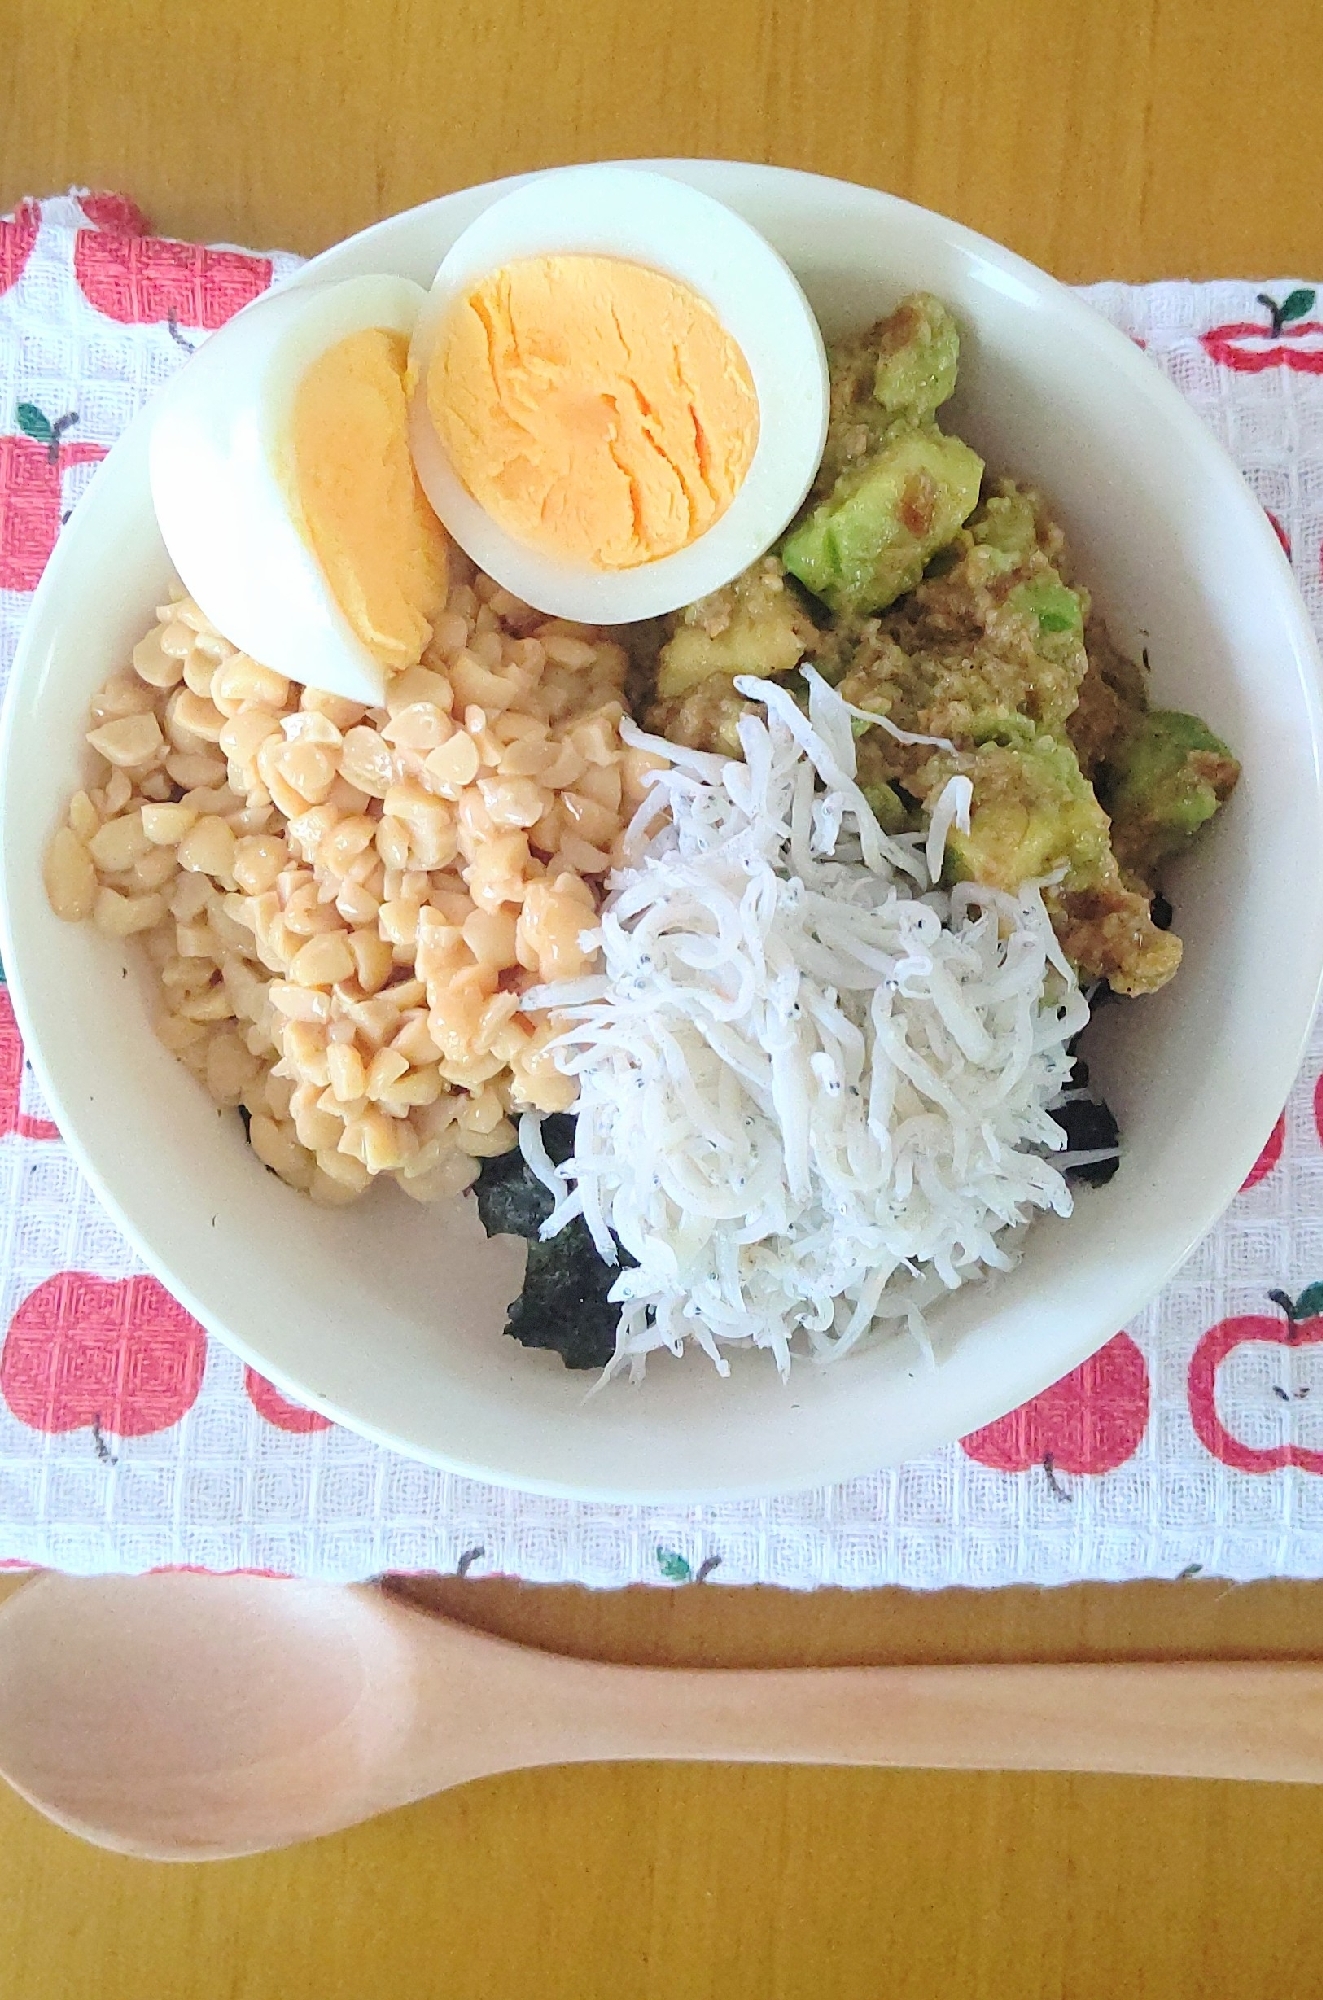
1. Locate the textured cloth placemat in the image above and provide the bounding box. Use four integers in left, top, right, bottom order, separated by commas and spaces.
1, 190, 1321, 1589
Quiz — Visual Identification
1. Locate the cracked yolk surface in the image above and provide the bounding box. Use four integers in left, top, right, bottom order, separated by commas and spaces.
427, 254, 759, 570
291, 326, 449, 673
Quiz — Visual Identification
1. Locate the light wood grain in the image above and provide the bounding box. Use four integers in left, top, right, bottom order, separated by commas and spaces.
2, 0, 1322, 281
3, 0, 1323, 1990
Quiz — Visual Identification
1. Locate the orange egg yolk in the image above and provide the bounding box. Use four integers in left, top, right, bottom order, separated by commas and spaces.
427, 254, 759, 571
291, 326, 449, 673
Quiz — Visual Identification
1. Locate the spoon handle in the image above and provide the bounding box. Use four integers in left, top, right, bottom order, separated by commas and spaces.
488, 1651, 1323, 1786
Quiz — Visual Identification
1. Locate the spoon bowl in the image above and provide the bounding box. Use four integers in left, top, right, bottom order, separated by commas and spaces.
0, 1576, 427, 1857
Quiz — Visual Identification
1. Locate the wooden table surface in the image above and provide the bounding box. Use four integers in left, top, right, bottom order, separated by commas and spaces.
4, 1, 1323, 1994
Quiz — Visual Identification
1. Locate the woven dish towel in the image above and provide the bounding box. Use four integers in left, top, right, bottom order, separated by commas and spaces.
0, 190, 1321, 1589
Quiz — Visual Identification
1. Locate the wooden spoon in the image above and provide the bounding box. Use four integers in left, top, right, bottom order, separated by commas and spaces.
1, 1572, 1321, 1861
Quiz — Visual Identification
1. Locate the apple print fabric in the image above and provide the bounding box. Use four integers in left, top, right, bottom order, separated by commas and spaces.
5, 195, 1323, 1589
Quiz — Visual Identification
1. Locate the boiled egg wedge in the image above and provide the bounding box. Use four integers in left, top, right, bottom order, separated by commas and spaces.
149, 274, 450, 705
408, 166, 829, 624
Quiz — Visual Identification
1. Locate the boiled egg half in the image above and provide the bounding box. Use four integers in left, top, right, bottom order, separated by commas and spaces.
408, 166, 830, 623
149, 274, 450, 705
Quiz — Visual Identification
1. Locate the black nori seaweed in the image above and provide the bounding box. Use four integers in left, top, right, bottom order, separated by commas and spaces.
472, 1112, 576, 1241
1066, 1152, 1120, 1189
504, 1229, 622, 1371
1056, 1094, 1120, 1158
472, 1116, 624, 1371
1050, 1058, 1121, 1187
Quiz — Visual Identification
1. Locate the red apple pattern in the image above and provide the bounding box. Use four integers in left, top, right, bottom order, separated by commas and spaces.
73, 228, 272, 329
0, 985, 58, 1140
244, 1366, 333, 1434
1265, 509, 1292, 559
0, 404, 106, 592
148, 1563, 292, 1579
1242, 1112, 1286, 1191
0, 199, 39, 298
1, 1273, 206, 1437
1188, 1287, 1323, 1474
960, 1333, 1150, 1475
1201, 288, 1323, 373
76, 192, 150, 237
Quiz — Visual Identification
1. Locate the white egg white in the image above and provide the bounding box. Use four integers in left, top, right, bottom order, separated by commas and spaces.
408, 165, 829, 624
149, 274, 430, 705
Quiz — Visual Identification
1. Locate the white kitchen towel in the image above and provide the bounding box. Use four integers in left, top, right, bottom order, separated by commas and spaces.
1, 190, 1320, 1590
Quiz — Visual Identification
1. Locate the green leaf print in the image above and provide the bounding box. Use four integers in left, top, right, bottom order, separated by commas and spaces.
15, 402, 54, 447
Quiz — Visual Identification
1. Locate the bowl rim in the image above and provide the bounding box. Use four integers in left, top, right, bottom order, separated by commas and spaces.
3, 159, 1323, 1503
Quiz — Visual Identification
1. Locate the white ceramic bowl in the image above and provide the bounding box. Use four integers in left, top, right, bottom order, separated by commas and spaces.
4, 163, 1322, 1503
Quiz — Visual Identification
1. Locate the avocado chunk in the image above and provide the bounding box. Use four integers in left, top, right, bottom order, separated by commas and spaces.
935, 729, 1112, 894
1045, 876, 1183, 996
814, 292, 959, 493
860, 779, 912, 834
1102, 709, 1240, 879
871, 292, 961, 426
1003, 575, 1085, 671
970, 487, 1040, 567
1008, 575, 1083, 638
655, 557, 817, 700
781, 426, 984, 618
